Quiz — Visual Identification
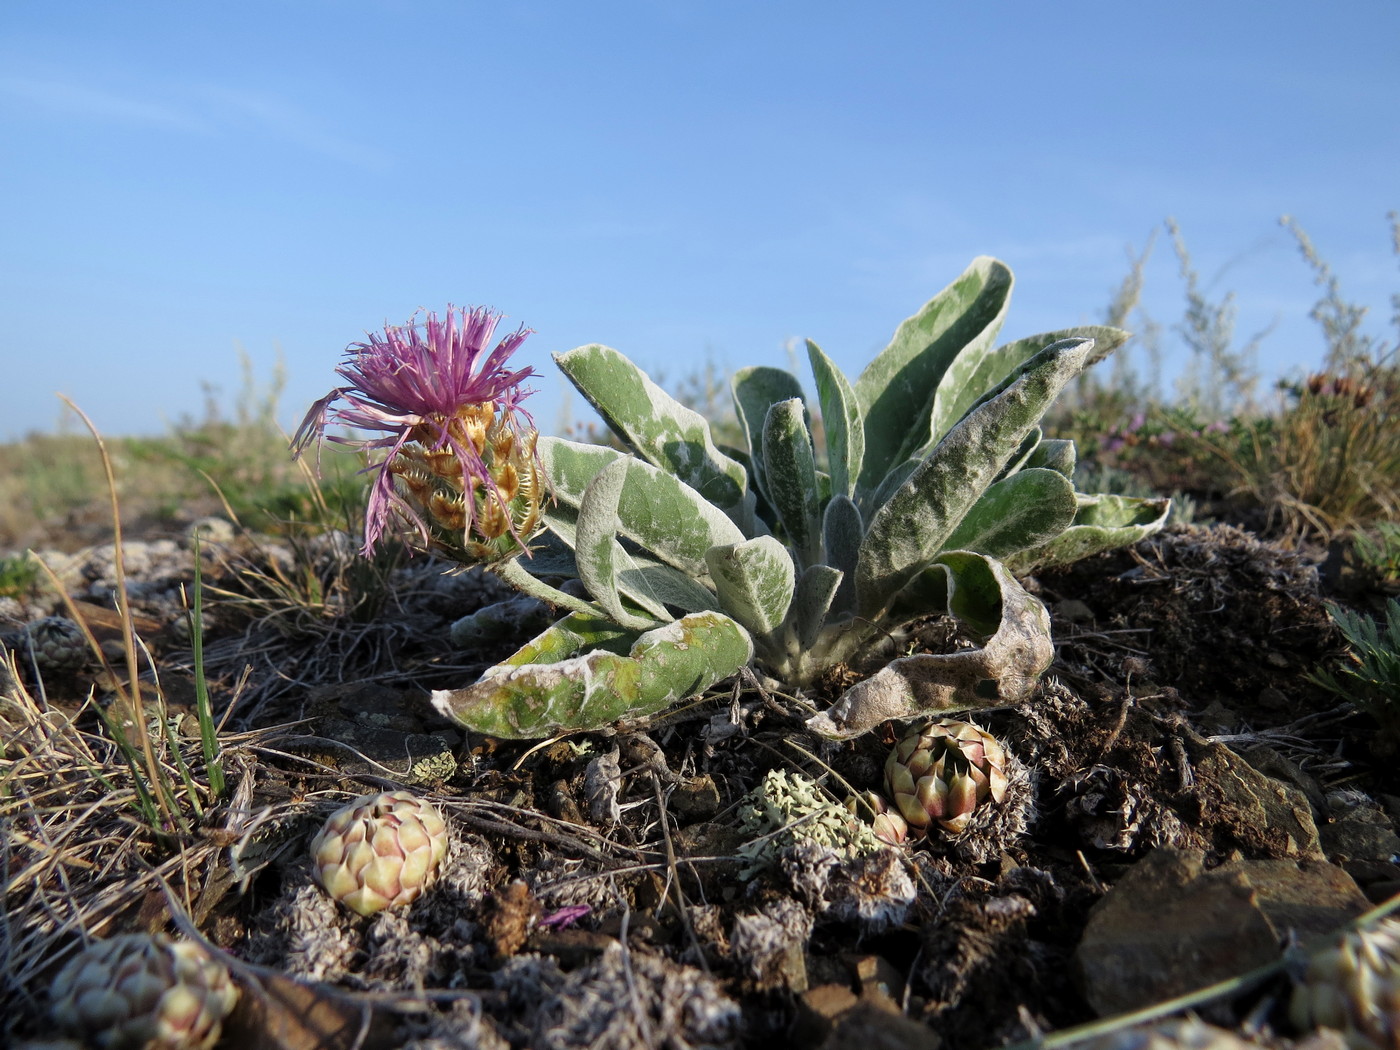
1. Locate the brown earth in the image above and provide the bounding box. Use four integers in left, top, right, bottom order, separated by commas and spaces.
2, 518, 1396, 1050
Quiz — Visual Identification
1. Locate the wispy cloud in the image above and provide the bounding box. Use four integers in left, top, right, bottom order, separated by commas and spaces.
1, 76, 212, 133
198, 85, 388, 170
0, 73, 386, 171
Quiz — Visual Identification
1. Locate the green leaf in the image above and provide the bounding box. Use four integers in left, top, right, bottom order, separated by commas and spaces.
944, 326, 1130, 436
431, 611, 753, 738
855, 258, 1014, 496
1004, 493, 1172, 574
490, 610, 639, 667
806, 340, 864, 499
523, 527, 580, 577
704, 536, 795, 639
809, 553, 1054, 740
929, 325, 1129, 446
855, 337, 1098, 620
543, 505, 720, 615
939, 467, 1078, 562
863, 458, 920, 516
732, 365, 805, 504
785, 563, 844, 652
554, 344, 752, 519
539, 437, 745, 577
992, 427, 1042, 483
821, 495, 862, 616
1023, 437, 1077, 478
575, 457, 665, 629
762, 399, 823, 568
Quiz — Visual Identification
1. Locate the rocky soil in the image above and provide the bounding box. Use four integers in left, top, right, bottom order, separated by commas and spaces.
2, 517, 1397, 1050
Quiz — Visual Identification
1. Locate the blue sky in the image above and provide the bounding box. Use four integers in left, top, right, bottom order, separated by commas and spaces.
2, 1, 1397, 442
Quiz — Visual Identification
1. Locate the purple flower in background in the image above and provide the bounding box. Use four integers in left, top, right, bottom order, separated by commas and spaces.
294, 306, 543, 559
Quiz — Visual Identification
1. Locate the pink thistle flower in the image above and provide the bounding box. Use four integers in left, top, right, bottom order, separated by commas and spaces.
294, 306, 545, 560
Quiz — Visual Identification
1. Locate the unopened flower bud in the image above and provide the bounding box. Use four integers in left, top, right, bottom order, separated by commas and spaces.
845, 790, 909, 846
310, 790, 449, 917
1290, 917, 1400, 1050
49, 932, 239, 1050
22, 616, 90, 672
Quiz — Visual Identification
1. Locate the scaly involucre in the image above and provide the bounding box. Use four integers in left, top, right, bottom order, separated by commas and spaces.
293, 305, 541, 558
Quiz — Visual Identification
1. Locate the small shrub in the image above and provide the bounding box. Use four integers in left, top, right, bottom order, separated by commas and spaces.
0, 554, 41, 599
1311, 598, 1400, 746
1352, 523, 1400, 585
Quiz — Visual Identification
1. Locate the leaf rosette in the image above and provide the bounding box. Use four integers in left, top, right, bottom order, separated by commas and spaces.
433, 258, 1170, 739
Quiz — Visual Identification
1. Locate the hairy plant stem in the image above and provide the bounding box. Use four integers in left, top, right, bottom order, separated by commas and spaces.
493, 556, 614, 623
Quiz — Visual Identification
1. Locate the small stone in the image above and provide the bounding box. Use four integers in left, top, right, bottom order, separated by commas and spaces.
185, 517, 235, 545
1212, 857, 1371, 947
1187, 736, 1323, 858
672, 774, 723, 821
1319, 798, 1400, 864
1076, 848, 1281, 1017
1053, 599, 1095, 623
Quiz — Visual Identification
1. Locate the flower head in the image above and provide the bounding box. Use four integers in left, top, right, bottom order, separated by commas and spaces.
294, 305, 544, 560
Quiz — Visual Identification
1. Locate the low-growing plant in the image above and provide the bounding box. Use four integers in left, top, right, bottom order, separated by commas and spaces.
296, 262, 1170, 740
1201, 366, 1400, 539
1310, 598, 1400, 747
1351, 523, 1400, 586
0, 553, 42, 599
1171, 215, 1400, 539
22, 402, 230, 837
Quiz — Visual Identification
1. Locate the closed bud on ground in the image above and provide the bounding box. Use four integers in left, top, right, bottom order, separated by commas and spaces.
845, 790, 910, 845
22, 616, 89, 672
1290, 917, 1400, 1050
884, 718, 1009, 835
310, 790, 449, 917
1077, 1019, 1261, 1050
49, 932, 239, 1050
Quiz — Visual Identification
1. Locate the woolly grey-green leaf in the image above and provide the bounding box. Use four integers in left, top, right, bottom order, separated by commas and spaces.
806, 339, 864, 499
940, 467, 1078, 563
863, 458, 920, 516
539, 437, 745, 578
945, 325, 1130, 436
1023, 436, 1077, 478
855, 337, 1097, 620
576, 456, 662, 629
431, 611, 753, 738
614, 556, 722, 615
929, 325, 1129, 446
993, 427, 1043, 484
732, 365, 805, 503
785, 563, 844, 653
809, 553, 1054, 739
1004, 493, 1172, 574
822, 494, 862, 616
704, 536, 795, 639
855, 257, 1013, 497
541, 506, 719, 614
554, 344, 751, 517
762, 398, 822, 568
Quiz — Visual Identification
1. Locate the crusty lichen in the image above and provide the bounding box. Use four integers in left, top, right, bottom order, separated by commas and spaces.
735, 769, 882, 877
